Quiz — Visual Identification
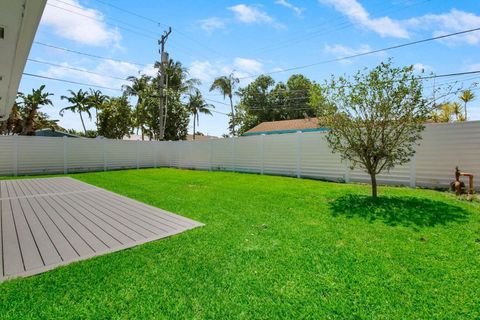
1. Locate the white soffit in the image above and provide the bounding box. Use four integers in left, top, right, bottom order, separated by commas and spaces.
0, 0, 47, 120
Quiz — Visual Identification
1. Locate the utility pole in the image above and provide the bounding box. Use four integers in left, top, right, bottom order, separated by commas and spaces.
158, 27, 172, 140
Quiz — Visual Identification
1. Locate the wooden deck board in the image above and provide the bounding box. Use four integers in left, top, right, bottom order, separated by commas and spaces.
0, 177, 203, 281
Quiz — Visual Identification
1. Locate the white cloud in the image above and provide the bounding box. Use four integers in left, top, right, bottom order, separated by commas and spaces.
234, 58, 263, 74
188, 58, 263, 86
407, 9, 480, 45
324, 43, 384, 64
41, 0, 121, 47
275, 0, 304, 17
189, 60, 219, 83
38, 59, 143, 89
413, 63, 433, 74
229, 4, 284, 28
465, 63, 480, 72
318, 0, 409, 38
199, 17, 227, 33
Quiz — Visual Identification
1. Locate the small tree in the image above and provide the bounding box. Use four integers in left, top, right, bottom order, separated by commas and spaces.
97, 96, 133, 139
18, 85, 54, 136
60, 89, 92, 135
318, 61, 429, 198
459, 89, 475, 121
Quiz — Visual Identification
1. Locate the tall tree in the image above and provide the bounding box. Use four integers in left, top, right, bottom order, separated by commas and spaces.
318, 61, 429, 198
18, 85, 54, 136
459, 90, 475, 121
60, 89, 91, 135
88, 89, 107, 127
123, 75, 151, 140
235, 74, 316, 135
187, 90, 214, 140
97, 96, 133, 139
210, 73, 239, 135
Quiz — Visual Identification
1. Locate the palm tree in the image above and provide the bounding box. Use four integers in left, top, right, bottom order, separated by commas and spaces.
18, 85, 53, 136
123, 75, 151, 140
210, 73, 239, 135
187, 90, 214, 140
450, 102, 465, 122
88, 89, 107, 127
60, 89, 91, 135
459, 90, 475, 121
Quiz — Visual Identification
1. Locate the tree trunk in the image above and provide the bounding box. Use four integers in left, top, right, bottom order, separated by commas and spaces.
193, 118, 196, 140
465, 102, 468, 121
229, 95, 235, 136
370, 173, 378, 198
23, 109, 37, 136
79, 112, 87, 135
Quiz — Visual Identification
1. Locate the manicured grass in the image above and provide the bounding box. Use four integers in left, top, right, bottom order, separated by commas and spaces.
0, 169, 479, 319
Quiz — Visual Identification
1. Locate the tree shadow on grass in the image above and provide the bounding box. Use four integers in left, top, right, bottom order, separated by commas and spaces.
329, 195, 470, 229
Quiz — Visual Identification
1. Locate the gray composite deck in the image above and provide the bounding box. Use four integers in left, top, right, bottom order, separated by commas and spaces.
0, 177, 203, 281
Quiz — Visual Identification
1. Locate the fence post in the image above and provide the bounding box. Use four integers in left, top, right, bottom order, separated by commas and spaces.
232, 137, 236, 172
13, 135, 18, 176
63, 136, 68, 174
154, 142, 158, 168
169, 142, 174, 168
260, 134, 265, 175
296, 131, 302, 178
209, 139, 213, 171
103, 139, 107, 172
344, 159, 351, 183
409, 153, 417, 188
136, 140, 140, 169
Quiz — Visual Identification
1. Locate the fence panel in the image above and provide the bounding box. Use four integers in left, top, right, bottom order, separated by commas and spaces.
234, 135, 262, 173
263, 133, 297, 176
66, 138, 104, 173
0, 136, 14, 176
17, 136, 64, 175
300, 132, 345, 181
415, 121, 480, 188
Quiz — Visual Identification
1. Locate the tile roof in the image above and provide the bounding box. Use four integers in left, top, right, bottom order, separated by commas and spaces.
245, 118, 322, 134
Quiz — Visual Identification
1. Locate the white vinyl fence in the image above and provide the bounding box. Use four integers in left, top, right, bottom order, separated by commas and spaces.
1, 121, 479, 190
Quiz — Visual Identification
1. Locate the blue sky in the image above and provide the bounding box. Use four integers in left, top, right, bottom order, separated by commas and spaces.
21, 0, 480, 137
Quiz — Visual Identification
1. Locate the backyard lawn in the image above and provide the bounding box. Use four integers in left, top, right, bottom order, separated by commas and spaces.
0, 168, 479, 319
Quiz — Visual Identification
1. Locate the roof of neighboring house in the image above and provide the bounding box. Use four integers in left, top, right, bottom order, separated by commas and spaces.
35, 129, 80, 138
186, 134, 219, 141
244, 118, 328, 136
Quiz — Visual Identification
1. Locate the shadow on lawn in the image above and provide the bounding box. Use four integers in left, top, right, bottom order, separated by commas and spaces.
330, 195, 470, 228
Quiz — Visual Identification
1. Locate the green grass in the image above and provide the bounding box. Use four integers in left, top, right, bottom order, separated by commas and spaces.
0, 168, 479, 319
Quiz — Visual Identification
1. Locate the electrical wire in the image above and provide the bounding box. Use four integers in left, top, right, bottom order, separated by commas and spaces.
33, 41, 149, 67
22, 73, 123, 91
27, 58, 128, 81
49, 0, 161, 37
255, 0, 431, 54
91, 0, 228, 58
238, 27, 480, 79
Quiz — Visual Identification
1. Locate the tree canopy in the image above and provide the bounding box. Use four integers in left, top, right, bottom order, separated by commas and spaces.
317, 61, 429, 197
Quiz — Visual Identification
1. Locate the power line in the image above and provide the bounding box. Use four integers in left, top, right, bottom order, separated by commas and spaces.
33, 41, 149, 67
237, 70, 480, 99
239, 27, 480, 79
255, 0, 431, 54
22, 73, 123, 92
91, 0, 227, 58
49, 0, 160, 37
46, 3, 159, 40
27, 59, 128, 81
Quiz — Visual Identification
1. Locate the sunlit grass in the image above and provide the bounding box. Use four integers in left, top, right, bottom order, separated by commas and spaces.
0, 168, 479, 319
